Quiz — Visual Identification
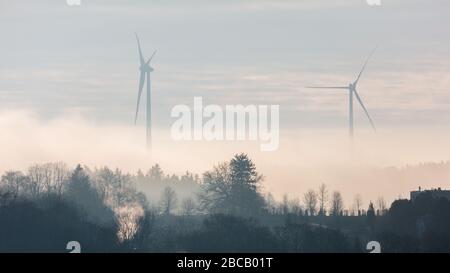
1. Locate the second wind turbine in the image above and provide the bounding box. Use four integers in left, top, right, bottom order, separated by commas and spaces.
307, 48, 377, 140
134, 33, 156, 150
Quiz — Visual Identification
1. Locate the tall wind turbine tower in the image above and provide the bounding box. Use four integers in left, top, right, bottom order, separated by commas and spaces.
307, 47, 377, 141
134, 33, 156, 149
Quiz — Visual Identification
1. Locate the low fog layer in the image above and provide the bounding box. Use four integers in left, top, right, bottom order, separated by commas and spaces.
1, 110, 450, 205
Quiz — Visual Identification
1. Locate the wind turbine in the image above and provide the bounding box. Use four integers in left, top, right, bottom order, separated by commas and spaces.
134, 33, 156, 149
307, 48, 377, 140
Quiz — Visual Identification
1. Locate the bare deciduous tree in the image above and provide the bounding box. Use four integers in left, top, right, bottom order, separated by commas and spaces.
265, 193, 277, 214
331, 191, 344, 216
303, 190, 318, 216
377, 196, 387, 216
160, 186, 178, 215
51, 162, 70, 195
289, 197, 302, 215
24, 162, 69, 196
198, 154, 265, 216
281, 194, 289, 215
0, 171, 28, 196
181, 197, 196, 216
318, 183, 328, 215
116, 206, 144, 242
354, 194, 363, 216
27, 164, 45, 197
198, 162, 231, 213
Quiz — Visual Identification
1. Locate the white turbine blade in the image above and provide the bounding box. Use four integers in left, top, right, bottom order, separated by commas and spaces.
353, 89, 376, 132
146, 50, 157, 65
135, 33, 145, 66
307, 86, 348, 89
354, 46, 378, 86
134, 72, 146, 124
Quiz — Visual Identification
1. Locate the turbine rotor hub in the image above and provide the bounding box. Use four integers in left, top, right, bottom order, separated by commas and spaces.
140, 64, 153, 73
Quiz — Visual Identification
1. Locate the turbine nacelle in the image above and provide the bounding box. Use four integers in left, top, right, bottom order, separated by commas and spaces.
135, 33, 156, 73
140, 64, 154, 73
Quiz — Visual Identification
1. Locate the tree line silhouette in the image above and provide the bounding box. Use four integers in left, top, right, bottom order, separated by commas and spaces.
1, 154, 450, 252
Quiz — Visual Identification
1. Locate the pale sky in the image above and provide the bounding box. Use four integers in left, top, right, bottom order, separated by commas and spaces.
1, 0, 450, 127
1, 0, 450, 205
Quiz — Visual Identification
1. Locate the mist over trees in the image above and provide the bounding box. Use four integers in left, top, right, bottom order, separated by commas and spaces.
1, 154, 450, 252
134, 164, 200, 207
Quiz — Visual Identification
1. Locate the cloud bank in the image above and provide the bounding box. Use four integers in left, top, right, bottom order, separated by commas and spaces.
2, 110, 450, 206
